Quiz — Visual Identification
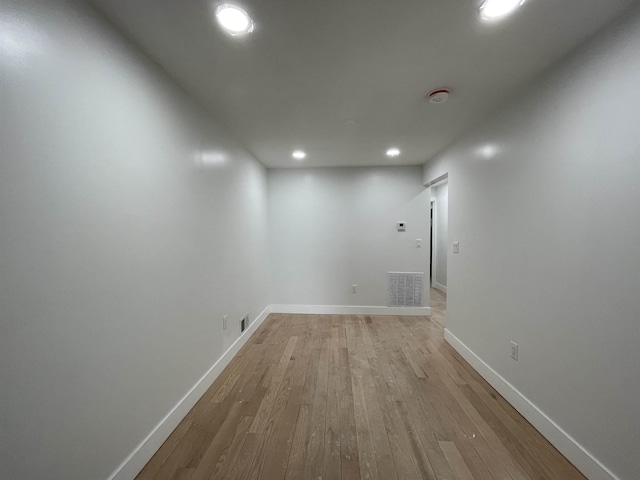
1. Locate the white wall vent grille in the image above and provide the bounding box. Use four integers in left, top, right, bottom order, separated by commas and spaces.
388, 272, 424, 307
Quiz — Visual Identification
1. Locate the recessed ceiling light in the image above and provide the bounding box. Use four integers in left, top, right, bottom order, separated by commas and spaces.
215, 3, 254, 36
292, 150, 306, 160
479, 0, 525, 20
386, 148, 401, 157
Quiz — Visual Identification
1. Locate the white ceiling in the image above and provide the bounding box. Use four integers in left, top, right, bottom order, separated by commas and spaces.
88, 0, 634, 168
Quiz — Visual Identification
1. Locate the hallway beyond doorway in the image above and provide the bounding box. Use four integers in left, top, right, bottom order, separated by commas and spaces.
430, 286, 447, 327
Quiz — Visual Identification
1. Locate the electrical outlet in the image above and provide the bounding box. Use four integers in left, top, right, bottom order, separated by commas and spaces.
240, 315, 248, 333
510, 341, 519, 361
352, 284, 357, 293
223, 315, 228, 330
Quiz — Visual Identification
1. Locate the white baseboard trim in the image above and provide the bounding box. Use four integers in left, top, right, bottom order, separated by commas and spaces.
433, 282, 447, 294
107, 305, 272, 480
270, 304, 431, 316
444, 329, 619, 480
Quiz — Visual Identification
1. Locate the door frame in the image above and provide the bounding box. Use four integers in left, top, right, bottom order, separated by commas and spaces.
429, 174, 448, 293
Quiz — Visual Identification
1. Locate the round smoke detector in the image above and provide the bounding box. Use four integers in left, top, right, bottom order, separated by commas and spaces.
427, 89, 450, 104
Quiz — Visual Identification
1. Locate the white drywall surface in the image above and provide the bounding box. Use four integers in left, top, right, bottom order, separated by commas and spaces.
423, 7, 640, 479
0, 0, 269, 478
268, 167, 431, 307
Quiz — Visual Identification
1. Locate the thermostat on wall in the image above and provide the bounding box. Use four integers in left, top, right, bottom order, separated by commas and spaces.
396, 222, 406, 232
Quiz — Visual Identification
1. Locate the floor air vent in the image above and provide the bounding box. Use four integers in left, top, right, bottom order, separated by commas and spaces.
388, 272, 424, 307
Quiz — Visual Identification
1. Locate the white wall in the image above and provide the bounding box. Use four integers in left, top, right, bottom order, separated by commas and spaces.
268, 167, 430, 308
433, 182, 448, 290
0, 1, 269, 479
423, 6, 640, 480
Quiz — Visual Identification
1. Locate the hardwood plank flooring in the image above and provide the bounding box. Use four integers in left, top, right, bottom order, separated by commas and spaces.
136, 291, 587, 479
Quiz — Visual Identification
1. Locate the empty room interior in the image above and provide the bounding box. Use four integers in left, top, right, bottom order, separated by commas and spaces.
2, 0, 640, 479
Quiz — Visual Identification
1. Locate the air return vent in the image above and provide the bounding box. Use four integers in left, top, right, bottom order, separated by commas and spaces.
388, 272, 424, 307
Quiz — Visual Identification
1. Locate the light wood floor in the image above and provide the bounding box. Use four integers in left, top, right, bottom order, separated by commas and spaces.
136, 289, 586, 479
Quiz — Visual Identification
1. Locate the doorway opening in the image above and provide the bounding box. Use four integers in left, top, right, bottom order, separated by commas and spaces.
430, 177, 448, 325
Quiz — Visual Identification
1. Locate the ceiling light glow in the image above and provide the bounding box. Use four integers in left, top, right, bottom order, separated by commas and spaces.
0, 21, 45, 59
477, 144, 499, 159
198, 151, 227, 167
215, 3, 254, 35
386, 148, 401, 157
292, 150, 306, 160
480, 0, 525, 20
